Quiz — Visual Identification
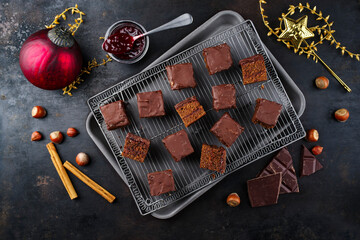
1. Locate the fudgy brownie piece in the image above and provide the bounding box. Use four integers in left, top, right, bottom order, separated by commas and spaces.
202, 43, 233, 75
252, 98, 282, 129
174, 96, 206, 127
136, 90, 165, 118
212, 84, 236, 111
122, 133, 150, 162
239, 54, 267, 85
162, 129, 194, 162
210, 113, 244, 147
147, 169, 176, 196
100, 100, 130, 130
200, 144, 226, 174
165, 63, 197, 90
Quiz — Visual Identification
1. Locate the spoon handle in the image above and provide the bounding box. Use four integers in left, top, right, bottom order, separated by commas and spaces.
134, 13, 193, 40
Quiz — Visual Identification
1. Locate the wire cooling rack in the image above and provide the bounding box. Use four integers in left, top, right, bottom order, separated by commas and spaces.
88, 20, 305, 215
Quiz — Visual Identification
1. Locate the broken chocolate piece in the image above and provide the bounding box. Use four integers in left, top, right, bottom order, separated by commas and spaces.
147, 169, 176, 196
247, 172, 282, 207
301, 145, 323, 177
258, 148, 299, 194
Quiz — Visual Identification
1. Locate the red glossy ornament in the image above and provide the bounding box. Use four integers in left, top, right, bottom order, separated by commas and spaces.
19, 27, 83, 90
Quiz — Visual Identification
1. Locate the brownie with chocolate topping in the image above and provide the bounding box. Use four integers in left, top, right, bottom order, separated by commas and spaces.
147, 169, 176, 196
239, 54, 267, 85
136, 90, 165, 118
162, 129, 194, 162
210, 113, 244, 147
122, 133, 150, 162
200, 144, 226, 174
252, 98, 282, 129
165, 63, 197, 90
100, 100, 130, 130
212, 84, 236, 111
202, 43, 233, 75
175, 96, 206, 127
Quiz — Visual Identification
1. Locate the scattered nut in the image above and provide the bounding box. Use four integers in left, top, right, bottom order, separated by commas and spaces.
312, 145, 323, 155
315, 76, 329, 89
67, 127, 79, 137
31, 106, 47, 118
76, 152, 90, 166
50, 131, 63, 144
226, 193, 240, 207
334, 108, 349, 122
31, 131, 42, 141
306, 129, 319, 142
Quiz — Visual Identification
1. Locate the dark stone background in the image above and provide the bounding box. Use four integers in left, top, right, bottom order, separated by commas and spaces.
1, 0, 359, 239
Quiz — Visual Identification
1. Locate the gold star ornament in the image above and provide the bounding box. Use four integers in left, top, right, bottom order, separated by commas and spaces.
279, 15, 314, 49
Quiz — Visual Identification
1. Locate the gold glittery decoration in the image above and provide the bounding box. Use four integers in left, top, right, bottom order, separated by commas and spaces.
278, 16, 314, 49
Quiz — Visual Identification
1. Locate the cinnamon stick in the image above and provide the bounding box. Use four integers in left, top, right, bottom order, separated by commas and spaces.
63, 161, 116, 203
46, 142, 78, 200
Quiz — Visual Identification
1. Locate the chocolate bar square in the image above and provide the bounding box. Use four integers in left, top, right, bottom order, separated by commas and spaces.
239, 54, 267, 85
202, 43, 233, 75
147, 169, 176, 196
210, 113, 244, 147
212, 84, 236, 111
100, 100, 130, 130
165, 63, 197, 90
122, 133, 150, 162
301, 145, 323, 177
136, 90, 165, 118
252, 98, 282, 129
247, 173, 282, 207
200, 144, 226, 174
174, 96, 206, 127
162, 129, 194, 162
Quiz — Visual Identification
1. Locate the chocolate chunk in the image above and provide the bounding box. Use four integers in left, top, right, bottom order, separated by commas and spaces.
122, 133, 150, 162
202, 43, 233, 75
200, 144, 226, 173
174, 96, 206, 127
165, 63, 197, 90
258, 148, 299, 194
301, 145, 323, 177
239, 54, 267, 85
162, 129, 194, 162
212, 84, 236, 111
252, 98, 282, 129
136, 90, 165, 118
147, 169, 176, 196
210, 112, 244, 147
247, 173, 282, 207
100, 100, 130, 130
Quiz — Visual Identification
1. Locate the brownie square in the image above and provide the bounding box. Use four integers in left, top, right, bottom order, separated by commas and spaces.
210, 113, 244, 147
174, 96, 206, 127
136, 90, 165, 118
252, 98, 282, 129
147, 169, 176, 196
202, 43, 233, 75
121, 133, 150, 162
239, 54, 267, 85
100, 100, 130, 130
200, 144, 226, 174
162, 129, 194, 162
212, 84, 236, 111
165, 63, 197, 90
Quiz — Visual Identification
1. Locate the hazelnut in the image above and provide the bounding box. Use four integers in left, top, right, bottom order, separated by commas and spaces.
31, 106, 47, 118
67, 127, 79, 137
76, 152, 90, 166
50, 131, 63, 144
334, 108, 349, 122
315, 76, 329, 89
226, 193, 240, 207
306, 129, 319, 142
312, 145, 323, 155
31, 131, 42, 141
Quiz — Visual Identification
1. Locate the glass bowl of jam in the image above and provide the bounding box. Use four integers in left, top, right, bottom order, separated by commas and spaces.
104, 20, 149, 64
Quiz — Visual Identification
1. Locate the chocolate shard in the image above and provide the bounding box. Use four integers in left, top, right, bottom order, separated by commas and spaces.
258, 148, 299, 194
247, 172, 282, 207
301, 145, 323, 177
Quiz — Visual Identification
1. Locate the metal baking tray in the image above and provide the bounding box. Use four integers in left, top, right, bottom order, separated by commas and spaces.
87, 15, 305, 216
